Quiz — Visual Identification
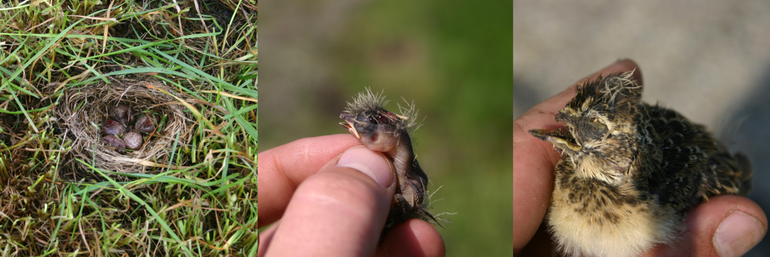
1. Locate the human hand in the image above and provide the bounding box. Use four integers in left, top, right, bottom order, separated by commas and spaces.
513, 59, 767, 256
258, 134, 445, 257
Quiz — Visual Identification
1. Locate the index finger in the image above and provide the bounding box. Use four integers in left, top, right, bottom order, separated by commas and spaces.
513, 59, 642, 252
258, 134, 361, 226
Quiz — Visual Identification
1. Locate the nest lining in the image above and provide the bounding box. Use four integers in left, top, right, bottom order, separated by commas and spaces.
58, 81, 192, 173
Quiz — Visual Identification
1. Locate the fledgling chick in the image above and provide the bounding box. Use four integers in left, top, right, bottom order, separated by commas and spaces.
529, 70, 752, 257
339, 88, 439, 230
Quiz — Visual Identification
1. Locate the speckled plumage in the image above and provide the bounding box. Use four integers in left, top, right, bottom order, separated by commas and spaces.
339, 88, 438, 230
530, 70, 752, 257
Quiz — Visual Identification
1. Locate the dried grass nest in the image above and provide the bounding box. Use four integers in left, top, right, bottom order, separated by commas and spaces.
58, 81, 192, 174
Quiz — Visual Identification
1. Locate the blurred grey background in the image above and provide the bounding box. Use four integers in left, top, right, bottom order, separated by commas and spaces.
261, 0, 512, 256
514, 1, 770, 255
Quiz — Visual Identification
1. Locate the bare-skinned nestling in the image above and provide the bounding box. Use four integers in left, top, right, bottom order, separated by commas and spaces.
529, 70, 752, 257
339, 88, 440, 230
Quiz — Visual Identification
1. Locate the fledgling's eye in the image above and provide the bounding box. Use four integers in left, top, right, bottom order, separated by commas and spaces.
369, 113, 391, 124
578, 118, 608, 141
368, 115, 381, 124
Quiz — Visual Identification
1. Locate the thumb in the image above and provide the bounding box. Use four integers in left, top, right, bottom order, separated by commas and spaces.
643, 195, 767, 257
264, 146, 396, 257
337, 146, 396, 189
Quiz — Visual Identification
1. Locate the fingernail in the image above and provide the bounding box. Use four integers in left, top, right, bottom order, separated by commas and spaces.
713, 210, 765, 257
337, 147, 393, 188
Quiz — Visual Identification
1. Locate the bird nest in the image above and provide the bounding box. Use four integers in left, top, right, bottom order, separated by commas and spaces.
57, 81, 192, 174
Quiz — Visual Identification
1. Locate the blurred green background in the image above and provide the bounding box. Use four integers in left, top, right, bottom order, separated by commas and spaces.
261, 0, 512, 256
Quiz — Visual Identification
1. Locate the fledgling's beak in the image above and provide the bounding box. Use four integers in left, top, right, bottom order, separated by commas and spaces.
340, 114, 361, 139
529, 128, 581, 152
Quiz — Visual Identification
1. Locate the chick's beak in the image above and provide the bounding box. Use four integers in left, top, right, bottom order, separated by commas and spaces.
340, 114, 361, 139
529, 128, 581, 152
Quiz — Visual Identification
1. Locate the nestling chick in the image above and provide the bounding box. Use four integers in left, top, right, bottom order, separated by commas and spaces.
134, 114, 157, 134
123, 131, 143, 150
340, 88, 439, 229
529, 70, 752, 257
101, 120, 126, 136
111, 104, 132, 126
103, 135, 126, 151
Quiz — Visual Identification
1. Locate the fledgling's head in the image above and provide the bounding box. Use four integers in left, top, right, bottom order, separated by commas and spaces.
340, 88, 418, 153
530, 70, 645, 185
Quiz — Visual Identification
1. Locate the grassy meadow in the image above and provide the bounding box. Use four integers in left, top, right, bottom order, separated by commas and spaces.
0, 1, 257, 256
